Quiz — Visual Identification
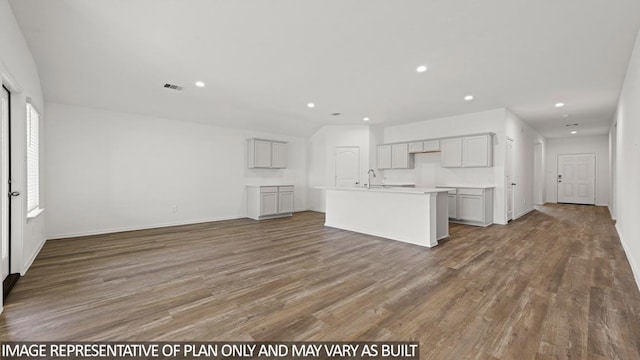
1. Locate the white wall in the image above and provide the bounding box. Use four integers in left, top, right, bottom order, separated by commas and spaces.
545, 135, 609, 206
0, 0, 47, 311
45, 102, 308, 238
382, 108, 508, 224
505, 109, 546, 218
307, 125, 372, 212
613, 28, 640, 290
608, 120, 617, 219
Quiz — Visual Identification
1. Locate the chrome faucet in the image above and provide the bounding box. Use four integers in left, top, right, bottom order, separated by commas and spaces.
366, 169, 376, 189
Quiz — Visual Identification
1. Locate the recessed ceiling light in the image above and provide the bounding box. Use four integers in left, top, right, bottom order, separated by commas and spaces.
464, 95, 474, 101
555, 102, 565, 108
571, 131, 577, 134
562, 114, 570, 118
307, 103, 315, 108
363, 117, 370, 121
195, 81, 205, 88
416, 65, 428, 73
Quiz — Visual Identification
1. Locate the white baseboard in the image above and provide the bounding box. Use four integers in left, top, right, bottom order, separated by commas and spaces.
616, 223, 640, 293
514, 207, 535, 220
47, 210, 312, 240
47, 215, 244, 240
21, 237, 47, 275
324, 221, 436, 248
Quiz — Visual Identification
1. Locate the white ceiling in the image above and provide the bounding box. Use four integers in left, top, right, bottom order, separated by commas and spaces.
9, 0, 640, 138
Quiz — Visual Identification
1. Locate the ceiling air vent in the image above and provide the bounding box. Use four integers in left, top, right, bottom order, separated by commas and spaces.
163, 83, 183, 91
565, 123, 579, 127
331, 112, 342, 116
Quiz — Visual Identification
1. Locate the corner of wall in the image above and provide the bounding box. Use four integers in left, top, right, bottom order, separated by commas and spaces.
616, 223, 640, 293
21, 235, 46, 275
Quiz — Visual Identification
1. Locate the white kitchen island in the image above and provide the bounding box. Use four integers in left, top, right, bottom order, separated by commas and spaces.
320, 187, 451, 247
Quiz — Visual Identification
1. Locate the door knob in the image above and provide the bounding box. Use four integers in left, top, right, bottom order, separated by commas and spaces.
9, 191, 20, 197
512, 183, 517, 186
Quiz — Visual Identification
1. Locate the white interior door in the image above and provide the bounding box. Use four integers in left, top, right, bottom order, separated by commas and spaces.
335, 147, 360, 187
1, 87, 9, 281
557, 154, 596, 205
506, 138, 514, 221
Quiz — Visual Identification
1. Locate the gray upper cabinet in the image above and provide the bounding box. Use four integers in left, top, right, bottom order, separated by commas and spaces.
391, 143, 412, 169
378, 133, 490, 170
409, 140, 440, 153
377, 143, 413, 169
462, 135, 492, 167
271, 142, 287, 168
408, 141, 423, 153
441, 138, 463, 167
423, 139, 440, 152
377, 145, 392, 169
247, 138, 288, 168
441, 134, 493, 168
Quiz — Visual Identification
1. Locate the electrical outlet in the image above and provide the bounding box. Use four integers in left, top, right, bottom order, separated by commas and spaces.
171, 205, 178, 213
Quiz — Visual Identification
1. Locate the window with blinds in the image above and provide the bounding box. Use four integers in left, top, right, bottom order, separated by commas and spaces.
27, 103, 40, 213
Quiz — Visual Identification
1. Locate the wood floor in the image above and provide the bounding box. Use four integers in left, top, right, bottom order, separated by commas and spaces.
1, 204, 639, 359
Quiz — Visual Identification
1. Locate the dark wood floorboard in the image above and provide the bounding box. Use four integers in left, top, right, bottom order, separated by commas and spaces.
0, 204, 639, 359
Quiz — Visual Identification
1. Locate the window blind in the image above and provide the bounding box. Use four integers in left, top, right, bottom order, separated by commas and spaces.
26, 103, 39, 213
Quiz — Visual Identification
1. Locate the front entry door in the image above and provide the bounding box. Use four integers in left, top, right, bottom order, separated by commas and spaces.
557, 153, 596, 205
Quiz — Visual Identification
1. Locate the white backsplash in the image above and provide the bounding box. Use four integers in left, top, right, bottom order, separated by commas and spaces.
382, 152, 495, 187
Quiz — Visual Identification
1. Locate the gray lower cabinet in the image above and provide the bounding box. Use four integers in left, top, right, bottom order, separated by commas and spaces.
447, 191, 457, 219
443, 187, 494, 226
247, 185, 294, 220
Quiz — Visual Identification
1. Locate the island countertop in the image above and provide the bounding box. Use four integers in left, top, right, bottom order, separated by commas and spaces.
317, 186, 453, 194
247, 184, 294, 187
320, 186, 450, 247
435, 184, 496, 189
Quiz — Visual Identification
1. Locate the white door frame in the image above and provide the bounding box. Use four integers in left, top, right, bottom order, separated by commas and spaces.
610, 122, 617, 219
506, 137, 515, 222
1, 86, 9, 286
1, 66, 26, 312
534, 142, 544, 205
